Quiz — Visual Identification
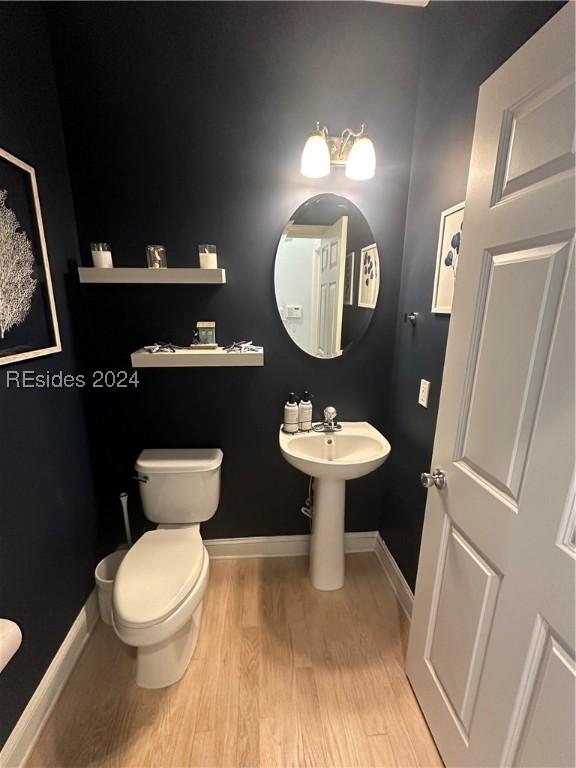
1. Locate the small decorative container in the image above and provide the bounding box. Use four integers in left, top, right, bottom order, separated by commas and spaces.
146, 245, 167, 269
199, 244, 218, 269
94, 550, 127, 624
90, 242, 113, 269
197, 321, 216, 345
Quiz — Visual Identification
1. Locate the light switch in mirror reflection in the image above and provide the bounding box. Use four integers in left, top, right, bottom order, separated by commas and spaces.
274, 194, 379, 359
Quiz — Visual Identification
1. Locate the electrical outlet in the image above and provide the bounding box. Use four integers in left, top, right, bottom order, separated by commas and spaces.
418, 379, 430, 408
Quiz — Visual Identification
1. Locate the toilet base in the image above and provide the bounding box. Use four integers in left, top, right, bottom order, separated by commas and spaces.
136, 601, 203, 688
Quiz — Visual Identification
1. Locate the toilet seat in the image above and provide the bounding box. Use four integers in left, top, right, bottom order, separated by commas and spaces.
113, 545, 209, 649
114, 526, 204, 628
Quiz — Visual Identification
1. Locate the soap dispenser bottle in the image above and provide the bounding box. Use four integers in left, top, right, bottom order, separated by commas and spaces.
299, 391, 313, 432
283, 392, 299, 433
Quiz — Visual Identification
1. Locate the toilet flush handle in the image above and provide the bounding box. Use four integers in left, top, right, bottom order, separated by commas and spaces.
133, 474, 149, 483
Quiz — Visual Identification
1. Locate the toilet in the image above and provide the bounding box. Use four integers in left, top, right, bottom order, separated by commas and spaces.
112, 448, 223, 689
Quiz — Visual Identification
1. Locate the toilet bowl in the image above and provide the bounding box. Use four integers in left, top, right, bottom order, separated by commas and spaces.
112, 448, 223, 688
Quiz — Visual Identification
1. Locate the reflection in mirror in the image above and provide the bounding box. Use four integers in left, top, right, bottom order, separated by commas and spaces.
274, 194, 379, 359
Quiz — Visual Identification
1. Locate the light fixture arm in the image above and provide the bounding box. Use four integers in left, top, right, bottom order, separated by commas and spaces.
338, 124, 366, 160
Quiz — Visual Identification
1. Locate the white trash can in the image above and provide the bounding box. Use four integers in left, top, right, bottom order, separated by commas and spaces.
95, 550, 126, 625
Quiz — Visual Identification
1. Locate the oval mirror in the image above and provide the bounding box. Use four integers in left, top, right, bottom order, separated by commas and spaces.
274, 194, 379, 359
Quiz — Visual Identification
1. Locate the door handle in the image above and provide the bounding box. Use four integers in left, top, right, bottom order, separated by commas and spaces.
420, 469, 446, 490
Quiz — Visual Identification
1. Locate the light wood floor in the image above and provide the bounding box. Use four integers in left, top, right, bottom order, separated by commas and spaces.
28, 554, 442, 768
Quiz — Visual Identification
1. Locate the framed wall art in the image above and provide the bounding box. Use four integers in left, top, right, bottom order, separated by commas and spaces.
358, 243, 379, 309
431, 200, 465, 314
344, 251, 354, 306
0, 147, 61, 365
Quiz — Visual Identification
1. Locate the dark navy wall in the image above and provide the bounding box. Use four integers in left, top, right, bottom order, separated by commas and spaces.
0, 3, 99, 747
47, 2, 424, 544
380, 1, 564, 590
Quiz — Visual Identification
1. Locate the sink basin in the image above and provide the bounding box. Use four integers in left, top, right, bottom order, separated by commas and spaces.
279, 421, 390, 480
279, 421, 391, 591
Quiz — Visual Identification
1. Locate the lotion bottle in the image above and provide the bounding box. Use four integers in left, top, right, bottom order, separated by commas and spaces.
283, 392, 299, 433
298, 391, 313, 432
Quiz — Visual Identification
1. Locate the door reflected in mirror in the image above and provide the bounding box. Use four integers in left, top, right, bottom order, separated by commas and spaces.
274, 194, 379, 359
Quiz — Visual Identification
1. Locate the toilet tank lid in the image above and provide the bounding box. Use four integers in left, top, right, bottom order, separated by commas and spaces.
136, 448, 223, 474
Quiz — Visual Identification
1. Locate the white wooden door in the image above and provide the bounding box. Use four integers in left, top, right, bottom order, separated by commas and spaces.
406, 6, 575, 767
316, 216, 347, 357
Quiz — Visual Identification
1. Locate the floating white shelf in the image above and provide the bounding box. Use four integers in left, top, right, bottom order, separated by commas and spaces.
130, 347, 264, 368
78, 267, 226, 284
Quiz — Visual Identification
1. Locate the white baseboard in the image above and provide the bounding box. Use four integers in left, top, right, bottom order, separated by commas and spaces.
205, 531, 379, 559
206, 531, 414, 623
374, 533, 414, 620
0, 590, 99, 768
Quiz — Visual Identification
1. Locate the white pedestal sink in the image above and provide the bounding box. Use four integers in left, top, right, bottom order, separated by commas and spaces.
279, 422, 391, 590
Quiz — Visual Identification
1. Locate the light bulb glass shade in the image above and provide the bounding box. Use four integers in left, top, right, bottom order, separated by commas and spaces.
345, 136, 376, 180
300, 133, 331, 178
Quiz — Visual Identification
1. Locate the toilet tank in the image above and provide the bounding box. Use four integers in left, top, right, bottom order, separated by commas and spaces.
135, 449, 223, 524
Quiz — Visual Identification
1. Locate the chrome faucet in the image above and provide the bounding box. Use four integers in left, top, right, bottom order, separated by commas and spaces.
324, 406, 337, 427
313, 405, 342, 432
310, 405, 343, 432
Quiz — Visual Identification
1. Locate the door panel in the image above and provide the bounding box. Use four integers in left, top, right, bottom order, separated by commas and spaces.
502, 618, 576, 768
557, 482, 576, 556
494, 74, 575, 203
427, 523, 500, 734
456, 240, 571, 503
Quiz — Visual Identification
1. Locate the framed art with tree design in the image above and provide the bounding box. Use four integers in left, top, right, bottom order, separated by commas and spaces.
0, 147, 60, 365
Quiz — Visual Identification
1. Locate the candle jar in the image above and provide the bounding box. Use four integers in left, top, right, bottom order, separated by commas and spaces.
146, 245, 167, 269
90, 242, 113, 268
199, 244, 218, 269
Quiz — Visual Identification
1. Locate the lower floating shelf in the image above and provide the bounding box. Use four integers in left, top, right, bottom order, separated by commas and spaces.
78, 267, 226, 284
130, 347, 264, 368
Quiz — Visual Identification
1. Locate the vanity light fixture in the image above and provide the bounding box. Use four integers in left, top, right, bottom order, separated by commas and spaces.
300, 123, 376, 180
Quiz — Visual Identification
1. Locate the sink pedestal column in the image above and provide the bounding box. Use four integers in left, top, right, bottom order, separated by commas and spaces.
310, 478, 346, 590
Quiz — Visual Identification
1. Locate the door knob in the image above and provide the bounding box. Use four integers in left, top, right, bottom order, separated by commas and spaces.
420, 469, 446, 490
